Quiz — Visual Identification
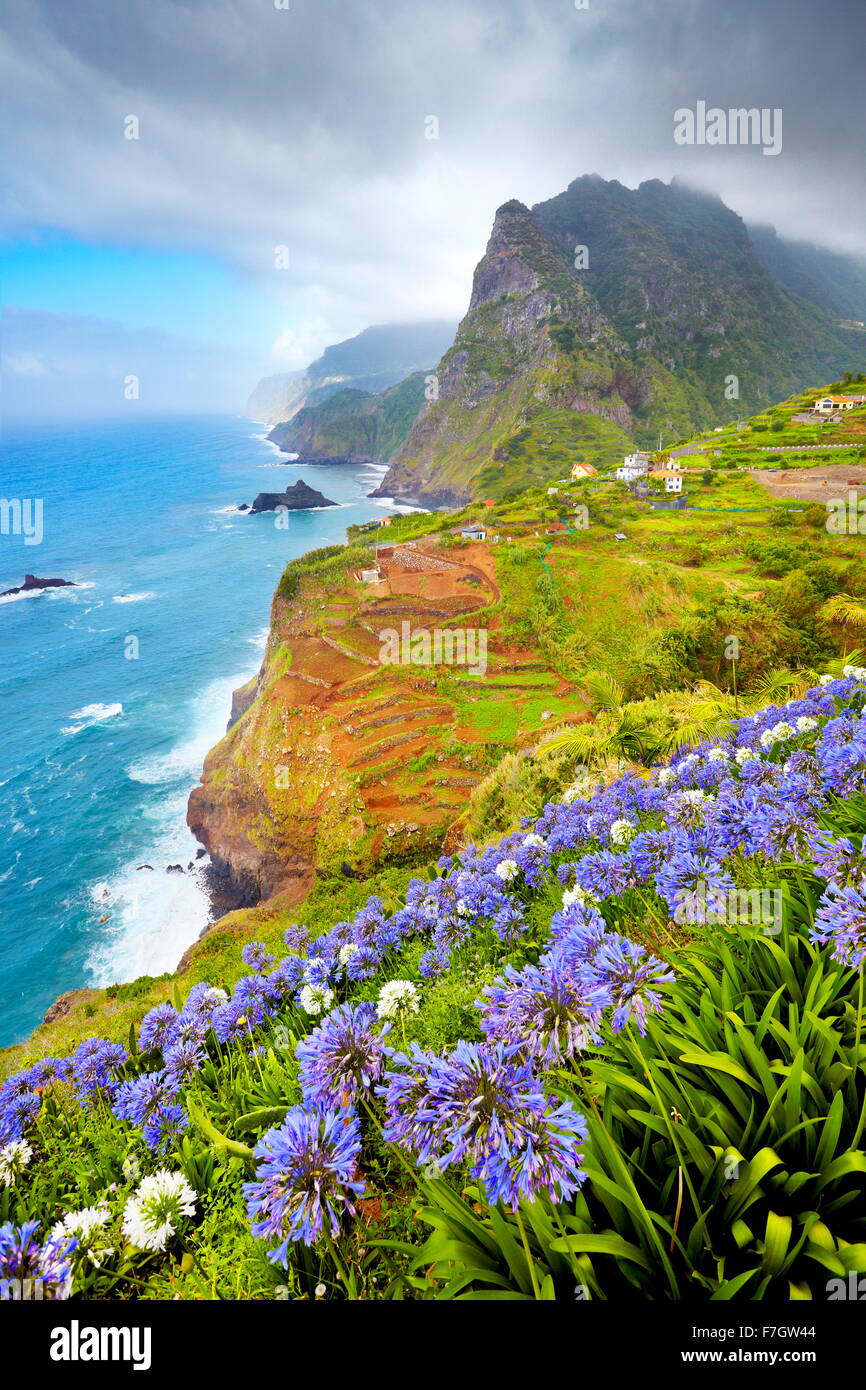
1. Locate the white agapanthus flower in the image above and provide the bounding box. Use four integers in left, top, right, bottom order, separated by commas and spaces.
51, 1205, 113, 1269
819, 674, 835, 686
299, 984, 335, 1017
522, 833, 546, 848
121, 1170, 197, 1253
657, 768, 677, 786
494, 859, 520, 884
609, 818, 635, 846
204, 986, 228, 1005
678, 789, 710, 806
796, 716, 818, 733
734, 746, 757, 765
562, 883, 597, 909
0, 1138, 33, 1187
707, 747, 730, 762
338, 943, 358, 966
376, 979, 420, 1021
843, 665, 866, 681
562, 772, 597, 803
456, 898, 470, 917
759, 721, 795, 748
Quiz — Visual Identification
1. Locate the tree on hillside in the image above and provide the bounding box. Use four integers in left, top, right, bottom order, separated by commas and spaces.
536, 667, 801, 769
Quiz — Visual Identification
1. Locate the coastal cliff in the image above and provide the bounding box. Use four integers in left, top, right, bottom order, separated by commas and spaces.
185, 531, 511, 918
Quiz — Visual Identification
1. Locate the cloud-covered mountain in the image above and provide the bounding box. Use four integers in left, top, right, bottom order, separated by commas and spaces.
374, 176, 866, 505
247, 321, 456, 428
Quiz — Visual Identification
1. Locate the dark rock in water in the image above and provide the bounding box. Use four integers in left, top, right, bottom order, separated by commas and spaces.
1, 573, 78, 598
195, 847, 207, 860
166, 864, 184, 874
237, 503, 250, 511
248, 479, 337, 513
136, 864, 154, 871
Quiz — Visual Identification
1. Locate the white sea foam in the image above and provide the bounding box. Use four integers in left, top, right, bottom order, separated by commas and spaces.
89, 654, 261, 982
251, 429, 291, 459
112, 592, 156, 604
61, 702, 123, 736
0, 588, 43, 605
125, 667, 255, 785
370, 496, 427, 515
84, 788, 213, 986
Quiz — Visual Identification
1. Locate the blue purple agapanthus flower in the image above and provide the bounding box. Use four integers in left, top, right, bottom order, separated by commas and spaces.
378, 1040, 588, 1208
0, 1220, 76, 1299
243, 1106, 364, 1259
296, 1001, 388, 1108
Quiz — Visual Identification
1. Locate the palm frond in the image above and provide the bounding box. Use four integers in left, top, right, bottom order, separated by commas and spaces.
746, 667, 799, 704
537, 727, 610, 762
579, 670, 625, 715
820, 595, 866, 629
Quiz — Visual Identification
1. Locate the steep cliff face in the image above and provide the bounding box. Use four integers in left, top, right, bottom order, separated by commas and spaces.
374, 177, 866, 506
532, 176, 863, 407
375, 200, 650, 505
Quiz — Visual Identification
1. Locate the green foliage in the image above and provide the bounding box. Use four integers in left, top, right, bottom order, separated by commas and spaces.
403, 885, 866, 1300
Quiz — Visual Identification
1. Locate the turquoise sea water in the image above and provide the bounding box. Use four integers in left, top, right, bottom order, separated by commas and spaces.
0, 414, 396, 1046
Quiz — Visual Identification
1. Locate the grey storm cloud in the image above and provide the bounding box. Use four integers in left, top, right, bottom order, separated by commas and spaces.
1, 0, 865, 363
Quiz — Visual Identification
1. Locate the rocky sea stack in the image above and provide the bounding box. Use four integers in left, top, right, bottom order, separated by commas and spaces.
0, 573, 78, 597
247, 479, 337, 513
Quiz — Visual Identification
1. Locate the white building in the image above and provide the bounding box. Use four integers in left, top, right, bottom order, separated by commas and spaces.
649, 469, 683, 494
615, 451, 652, 482
814, 395, 866, 414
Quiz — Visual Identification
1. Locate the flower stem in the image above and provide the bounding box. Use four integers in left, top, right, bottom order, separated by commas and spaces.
359, 1094, 419, 1185
515, 1208, 542, 1300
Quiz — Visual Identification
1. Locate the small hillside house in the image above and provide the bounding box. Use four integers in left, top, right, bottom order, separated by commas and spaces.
814, 395, 866, 414
570, 462, 598, 480
460, 524, 487, 541
615, 450, 652, 482
649, 469, 684, 495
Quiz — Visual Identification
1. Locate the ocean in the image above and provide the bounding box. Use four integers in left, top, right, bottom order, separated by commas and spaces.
0, 413, 403, 1047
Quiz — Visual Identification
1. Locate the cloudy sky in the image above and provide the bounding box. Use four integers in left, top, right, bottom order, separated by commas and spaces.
2, 0, 865, 416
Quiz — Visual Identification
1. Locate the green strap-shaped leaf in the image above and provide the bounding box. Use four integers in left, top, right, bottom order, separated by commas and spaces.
761, 1211, 793, 1276
234, 1106, 290, 1135
549, 1233, 651, 1271
187, 1096, 254, 1159
677, 1049, 760, 1089
710, 1267, 760, 1300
